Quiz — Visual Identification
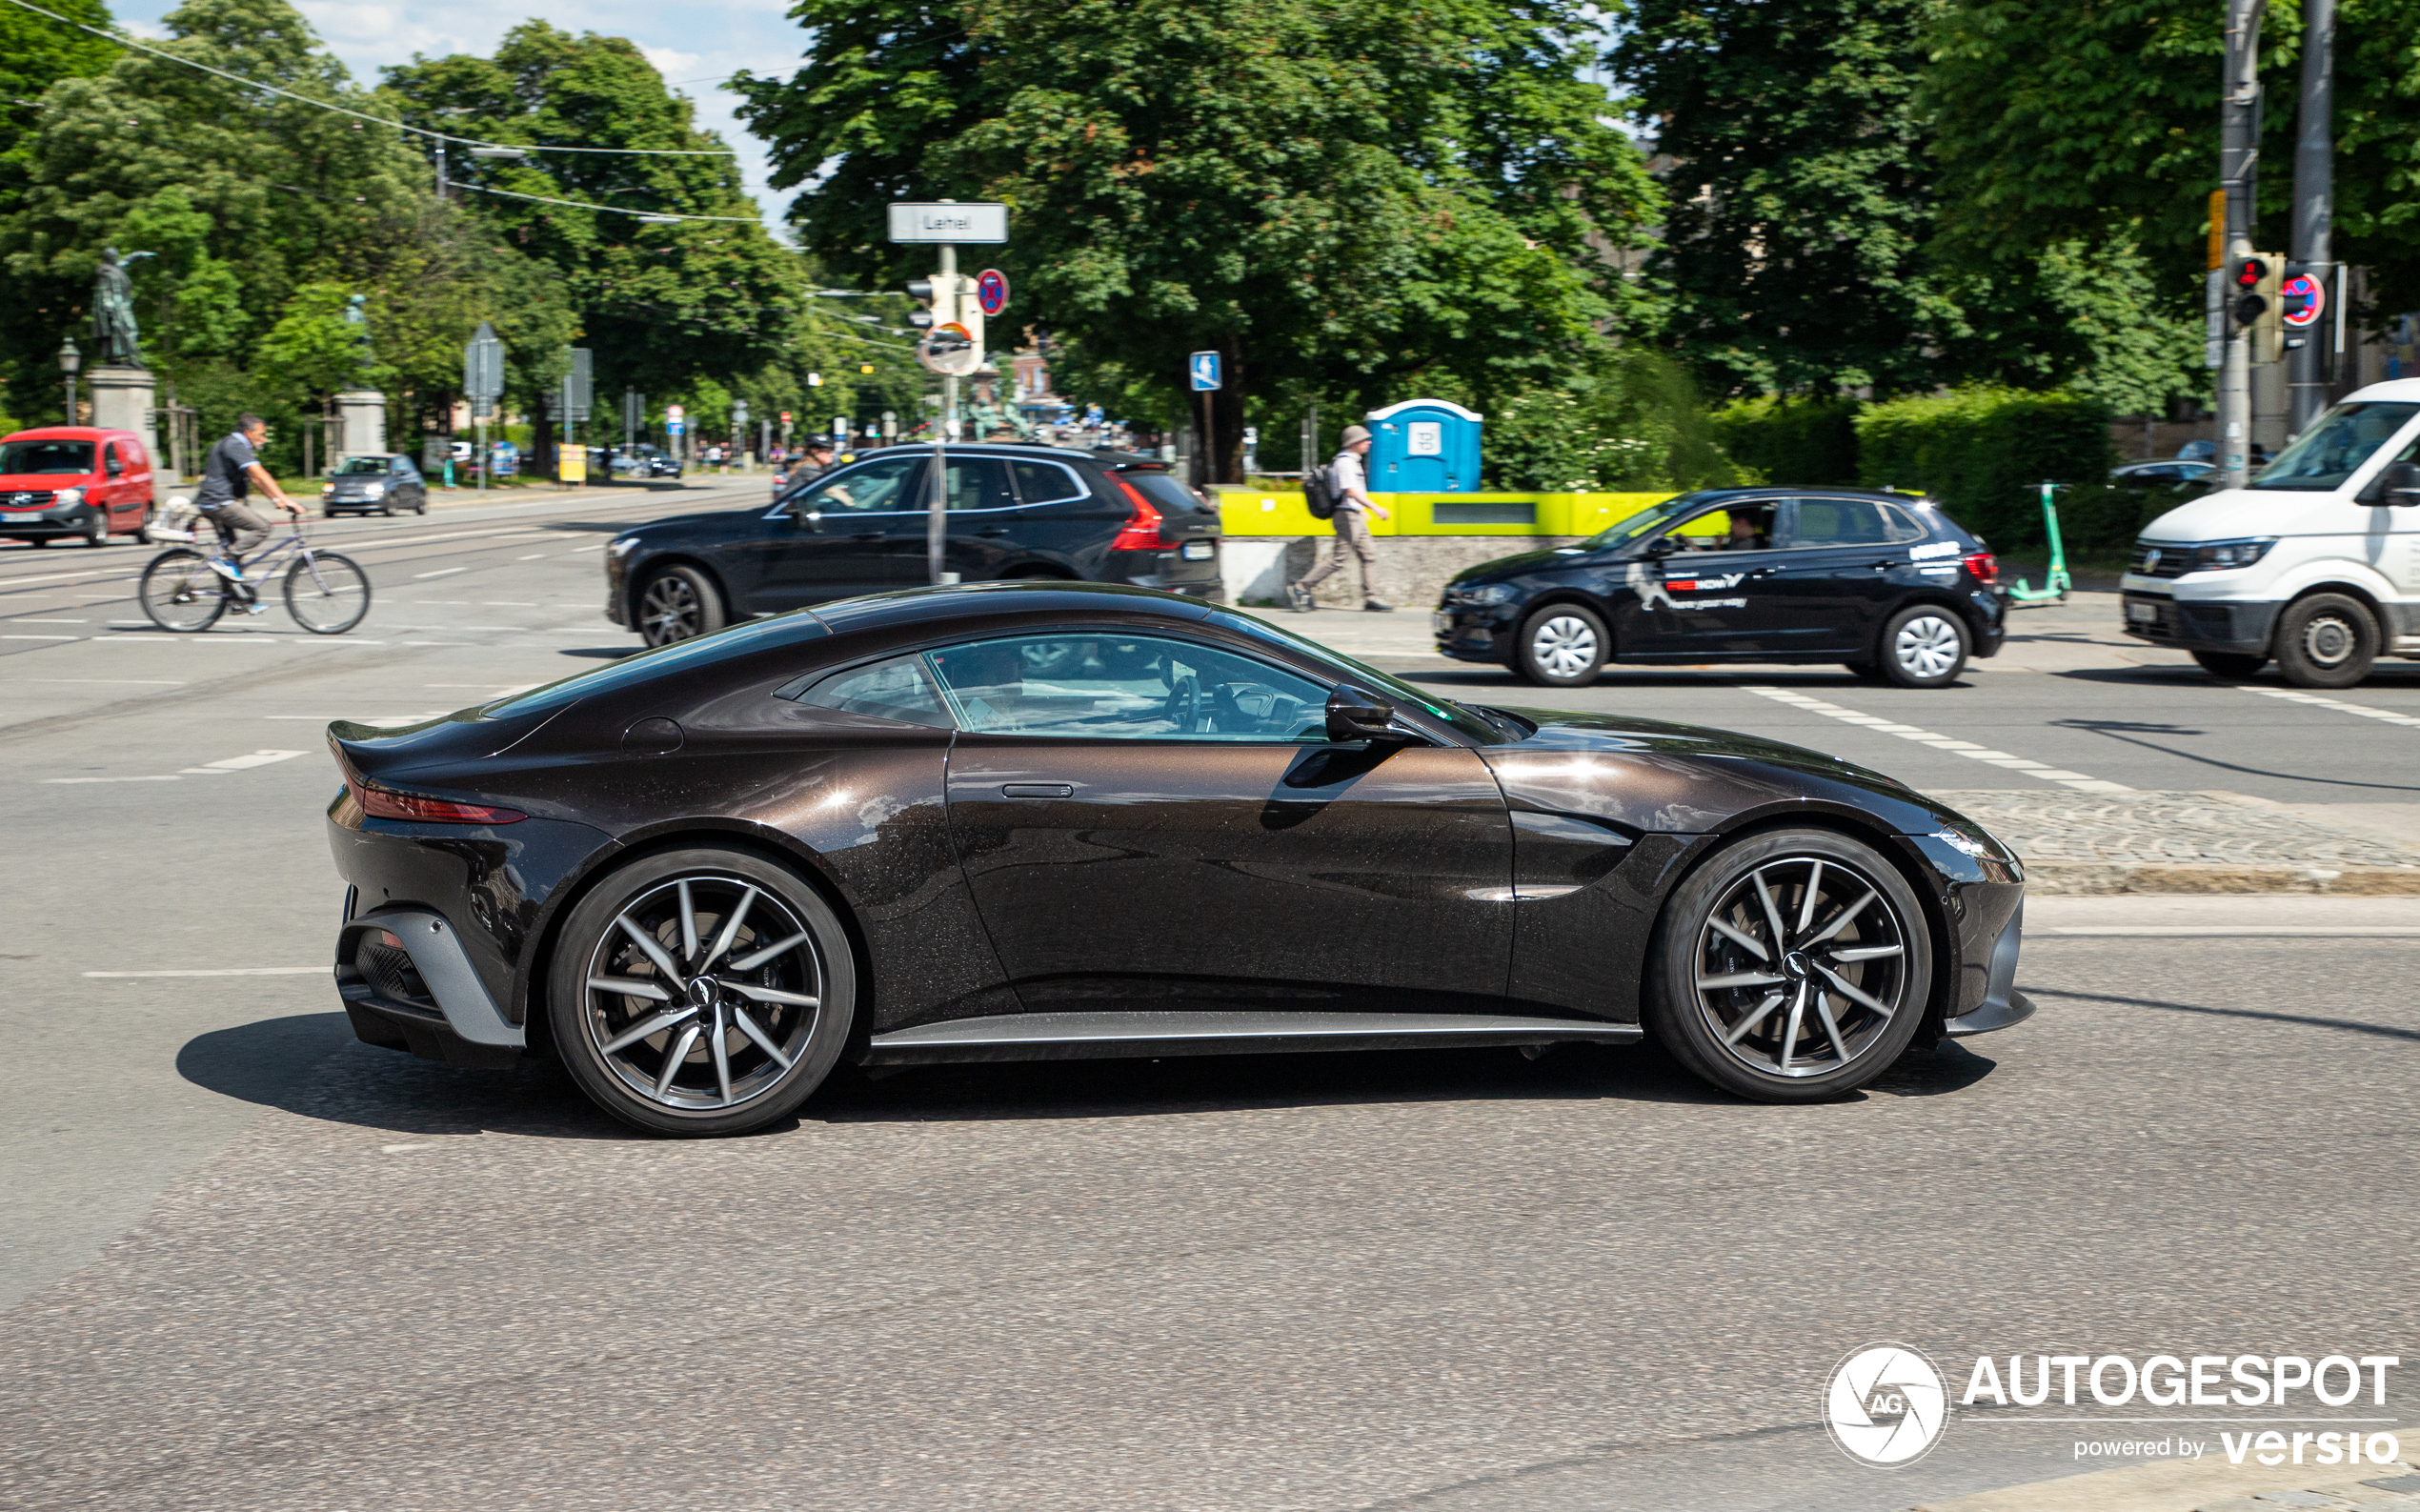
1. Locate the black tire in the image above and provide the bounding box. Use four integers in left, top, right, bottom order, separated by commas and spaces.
81, 510, 109, 548
2191, 650, 2267, 680
1644, 828, 1933, 1102
414, 497, 428, 514
379, 502, 394, 516
549, 848, 856, 1137
2272, 593, 2377, 689
139, 548, 229, 633
1514, 603, 1607, 687
285, 551, 373, 634
1879, 605, 1968, 688
636, 564, 726, 647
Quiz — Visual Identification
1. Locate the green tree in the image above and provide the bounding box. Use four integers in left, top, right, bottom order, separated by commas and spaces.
736, 0, 1658, 480
0, 0, 114, 167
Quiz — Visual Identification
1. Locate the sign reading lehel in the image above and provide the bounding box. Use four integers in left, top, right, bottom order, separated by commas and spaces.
887, 202, 1009, 244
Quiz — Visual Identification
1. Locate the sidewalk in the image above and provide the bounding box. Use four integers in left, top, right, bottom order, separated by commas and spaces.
1932, 791, 2420, 895
1915, 1454, 2420, 1512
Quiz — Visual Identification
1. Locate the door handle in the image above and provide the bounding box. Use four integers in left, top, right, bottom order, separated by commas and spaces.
975, 528, 1010, 537
1869, 559, 1897, 571
851, 531, 886, 541
1000, 782, 1073, 798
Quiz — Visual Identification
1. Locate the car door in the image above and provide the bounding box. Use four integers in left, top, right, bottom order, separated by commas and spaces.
749, 453, 928, 610
931, 628, 1517, 1015
1763, 496, 1911, 654
1608, 498, 1792, 657
392, 457, 423, 510
878, 454, 1022, 583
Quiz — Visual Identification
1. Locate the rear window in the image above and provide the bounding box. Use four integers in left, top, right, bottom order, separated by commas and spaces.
1124, 472, 1206, 514
0, 440, 93, 474
479, 613, 831, 719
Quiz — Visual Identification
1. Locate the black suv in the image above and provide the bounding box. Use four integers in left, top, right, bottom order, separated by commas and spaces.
605, 444, 1224, 645
1434, 487, 2007, 689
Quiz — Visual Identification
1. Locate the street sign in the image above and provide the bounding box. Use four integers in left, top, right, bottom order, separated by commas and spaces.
918, 323, 981, 376
560, 347, 593, 422
976, 269, 1010, 316
2282, 271, 2326, 328
808, 372, 822, 388
887, 202, 1009, 244
668, 418, 685, 437
779, 411, 792, 424
666, 404, 684, 420
1189, 351, 1221, 391
463, 321, 504, 418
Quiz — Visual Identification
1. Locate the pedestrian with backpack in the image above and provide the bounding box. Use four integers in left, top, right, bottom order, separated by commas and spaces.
1287, 423, 1393, 612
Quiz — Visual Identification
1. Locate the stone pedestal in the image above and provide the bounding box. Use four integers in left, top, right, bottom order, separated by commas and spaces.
335, 389, 388, 462
86, 366, 158, 462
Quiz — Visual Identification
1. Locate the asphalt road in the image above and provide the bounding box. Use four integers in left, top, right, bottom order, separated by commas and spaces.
2, 490, 2414, 1511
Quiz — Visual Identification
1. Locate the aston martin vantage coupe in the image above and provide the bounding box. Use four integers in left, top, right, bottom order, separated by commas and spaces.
326, 581, 2033, 1137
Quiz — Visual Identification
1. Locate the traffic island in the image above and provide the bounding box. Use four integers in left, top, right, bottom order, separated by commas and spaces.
1926, 790, 2420, 895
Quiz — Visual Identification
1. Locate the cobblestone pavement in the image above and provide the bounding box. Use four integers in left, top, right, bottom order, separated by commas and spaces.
1914, 1458, 2420, 1512
1932, 790, 2420, 894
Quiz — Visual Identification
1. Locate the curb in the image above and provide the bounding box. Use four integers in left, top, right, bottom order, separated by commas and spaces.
1913, 1456, 2418, 1512
2024, 863, 2420, 897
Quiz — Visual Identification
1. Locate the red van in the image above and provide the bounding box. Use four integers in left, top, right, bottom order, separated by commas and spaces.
0, 426, 156, 547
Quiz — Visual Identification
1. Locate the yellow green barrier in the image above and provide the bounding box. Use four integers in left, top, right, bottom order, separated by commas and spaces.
1217, 490, 1678, 537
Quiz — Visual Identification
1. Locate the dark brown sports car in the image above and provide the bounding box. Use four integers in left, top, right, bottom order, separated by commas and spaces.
326, 582, 2032, 1136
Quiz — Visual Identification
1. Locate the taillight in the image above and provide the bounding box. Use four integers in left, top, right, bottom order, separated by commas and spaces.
359, 787, 527, 825
1109, 474, 1164, 551
1962, 550, 1998, 585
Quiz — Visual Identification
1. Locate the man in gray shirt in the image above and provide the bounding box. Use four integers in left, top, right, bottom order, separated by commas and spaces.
192, 414, 302, 601
1288, 423, 1393, 612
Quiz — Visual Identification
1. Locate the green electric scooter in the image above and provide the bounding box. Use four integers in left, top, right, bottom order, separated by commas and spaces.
2007, 480, 2071, 605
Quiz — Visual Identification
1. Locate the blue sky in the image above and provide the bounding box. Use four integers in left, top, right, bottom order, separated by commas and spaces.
114, 0, 806, 233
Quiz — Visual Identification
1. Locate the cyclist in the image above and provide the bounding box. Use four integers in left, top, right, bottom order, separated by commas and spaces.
192, 413, 303, 611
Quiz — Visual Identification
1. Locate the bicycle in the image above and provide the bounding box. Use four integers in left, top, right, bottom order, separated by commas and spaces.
138, 517, 373, 635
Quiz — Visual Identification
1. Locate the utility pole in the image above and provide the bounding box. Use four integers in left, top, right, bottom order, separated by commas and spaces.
890, 198, 1005, 584
2215, 0, 2263, 490
2289, 0, 2334, 433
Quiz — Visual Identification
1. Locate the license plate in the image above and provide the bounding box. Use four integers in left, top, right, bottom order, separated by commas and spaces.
1432, 612, 1452, 634
2127, 601, 2157, 623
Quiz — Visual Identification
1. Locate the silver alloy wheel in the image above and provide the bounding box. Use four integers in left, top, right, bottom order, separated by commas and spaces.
1690, 855, 1912, 1079
640, 574, 703, 642
1892, 614, 1962, 678
2300, 612, 2357, 667
1530, 614, 1600, 678
581, 875, 824, 1112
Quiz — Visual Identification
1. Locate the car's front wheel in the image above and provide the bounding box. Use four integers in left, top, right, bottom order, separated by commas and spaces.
549, 849, 857, 1137
1514, 604, 1607, 687
1880, 607, 1968, 688
2272, 593, 2377, 689
636, 564, 726, 647
1644, 828, 1933, 1101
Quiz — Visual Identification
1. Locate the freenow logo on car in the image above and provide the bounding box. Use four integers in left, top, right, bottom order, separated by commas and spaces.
1826, 1345, 2404, 1470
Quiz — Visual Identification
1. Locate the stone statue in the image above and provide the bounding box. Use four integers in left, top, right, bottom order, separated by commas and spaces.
342, 292, 373, 376
91, 246, 143, 368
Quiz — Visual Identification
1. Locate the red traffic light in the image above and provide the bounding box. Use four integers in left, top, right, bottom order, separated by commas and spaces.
2233, 257, 2266, 290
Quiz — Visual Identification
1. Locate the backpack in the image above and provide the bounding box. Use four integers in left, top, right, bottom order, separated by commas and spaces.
1303, 459, 1342, 520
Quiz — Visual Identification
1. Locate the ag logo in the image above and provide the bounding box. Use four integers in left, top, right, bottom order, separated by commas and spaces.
1825, 1343, 1947, 1466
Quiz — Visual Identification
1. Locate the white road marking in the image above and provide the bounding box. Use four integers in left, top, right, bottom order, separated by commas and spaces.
572, 543, 605, 553
381, 1143, 434, 1154
264, 713, 445, 723
4, 678, 185, 684
482, 601, 536, 606
2240, 685, 2420, 728
402, 640, 463, 646
2, 635, 76, 640
516, 554, 548, 560
7, 618, 88, 623
46, 749, 305, 783
413, 567, 467, 579
85, 966, 323, 977
2048, 925, 2420, 937
1736, 685, 2132, 792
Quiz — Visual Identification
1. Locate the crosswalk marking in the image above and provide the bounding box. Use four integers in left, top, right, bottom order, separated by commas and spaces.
1736, 686, 2131, 792
2241, 685, 2420, 728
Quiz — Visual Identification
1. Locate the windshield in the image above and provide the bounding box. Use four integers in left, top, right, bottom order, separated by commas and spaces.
1575, 491, 1721, 550
0, 440, 94, 475
1219, 612, 1524, 744
334, 457, 391, 475
2250, 402, 2420, 491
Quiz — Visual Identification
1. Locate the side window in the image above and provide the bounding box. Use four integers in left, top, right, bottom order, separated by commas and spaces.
1877, 505, 1928, 543
793, 455, 921, 514
1789, 497, 1891, 548
926, 634, 1331, 741
1009, 460, 1088, 506
104, 444, 123, 478
1664, 501, 1777, 553
943, 458, 1018, 512
797, 654, 953, 728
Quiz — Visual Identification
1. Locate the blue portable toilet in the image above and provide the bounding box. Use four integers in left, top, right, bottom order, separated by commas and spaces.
1364, 399, 1482, 493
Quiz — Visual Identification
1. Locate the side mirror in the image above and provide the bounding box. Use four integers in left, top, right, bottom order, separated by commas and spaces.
792, 508, 823, 532
1325, 683, 1400, 744
1644, 535, 1677, 558
2375, 460, 2420, 507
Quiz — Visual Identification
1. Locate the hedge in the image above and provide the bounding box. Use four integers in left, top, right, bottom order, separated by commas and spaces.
1708, 396, 1861, 486
1853, 387, 2116, 551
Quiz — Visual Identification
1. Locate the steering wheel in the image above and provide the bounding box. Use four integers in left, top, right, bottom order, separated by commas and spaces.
1162, 673, 1202, 734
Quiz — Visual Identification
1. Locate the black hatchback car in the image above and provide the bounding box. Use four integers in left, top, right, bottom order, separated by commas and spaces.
1435, 488, 2007, 689
605, 444, 1224, 646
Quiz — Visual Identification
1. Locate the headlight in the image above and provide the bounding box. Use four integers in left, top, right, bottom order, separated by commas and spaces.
54, 487, 83, 508
1453, 583, 1515, 605
606, 536, 640, 558
321, 483, 334, 495
1931, 823, 2015, 864
2187, 537, 2275, 573
361, 482, 385, 499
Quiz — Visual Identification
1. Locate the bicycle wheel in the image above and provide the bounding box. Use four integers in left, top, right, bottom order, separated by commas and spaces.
285, 551, 372, 634
140, 549, 228, 633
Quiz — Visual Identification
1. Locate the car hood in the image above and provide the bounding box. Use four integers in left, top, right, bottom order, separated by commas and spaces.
1448, 546, 1602, 585
1476, 707, 1972, 837
0, 474, 92, 491
2139, 486, 2352, 542
621, 507, 763, 542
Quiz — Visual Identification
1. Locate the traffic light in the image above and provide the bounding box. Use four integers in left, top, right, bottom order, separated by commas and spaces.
904, 272, 984, 369
2230, 253, 2284, 363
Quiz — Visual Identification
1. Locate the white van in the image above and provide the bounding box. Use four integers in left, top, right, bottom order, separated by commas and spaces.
2121, 379, 2420, 687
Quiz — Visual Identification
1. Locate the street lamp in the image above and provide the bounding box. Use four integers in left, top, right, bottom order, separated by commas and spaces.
58, 336, 81, 425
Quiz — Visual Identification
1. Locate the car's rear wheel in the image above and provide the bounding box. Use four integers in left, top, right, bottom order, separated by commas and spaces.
82, 510, 109, 547
637, 565, 725, 647
1515, 604, 1606, 687
2272, 594, 2376, 689
1880, 607, 1967, 688
549, 849, 856, 1137
2191, 650, 2267, 680
1644, 829, 1932, 1102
